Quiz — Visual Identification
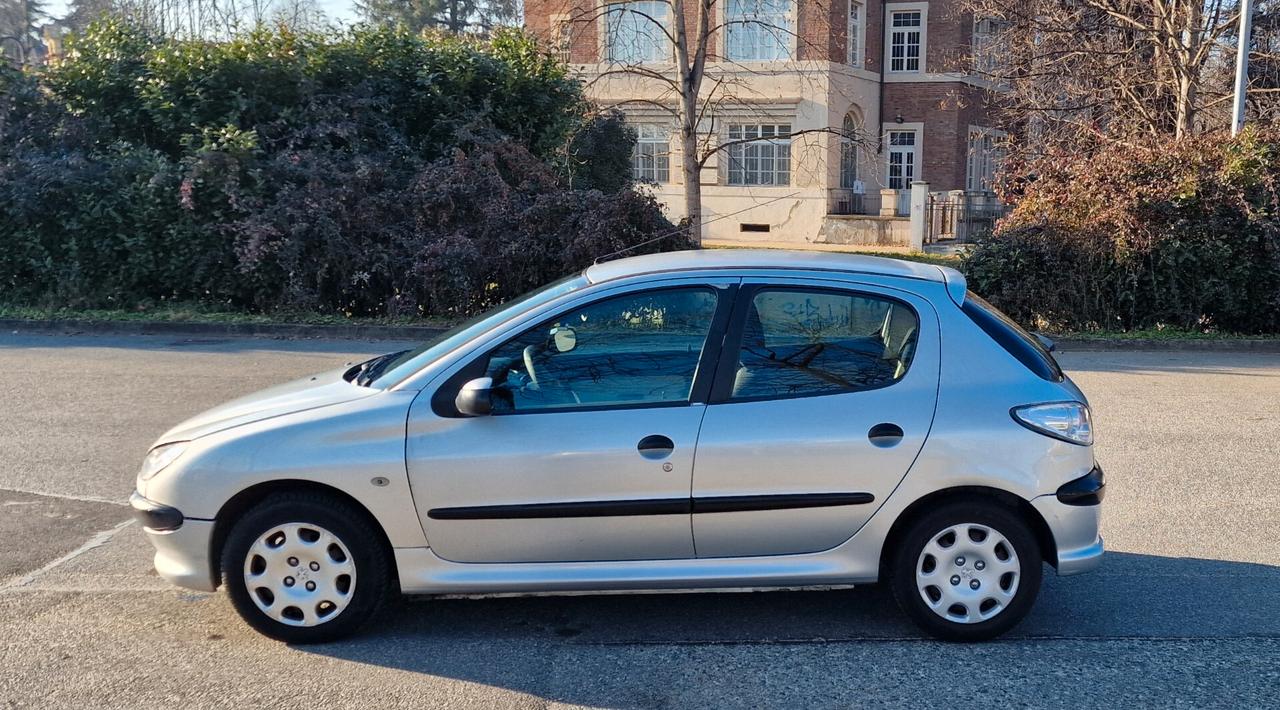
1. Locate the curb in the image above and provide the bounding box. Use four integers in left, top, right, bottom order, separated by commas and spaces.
1054, 337, 1280, 352
0, 318, 444, 342
4, 318, 1279, 352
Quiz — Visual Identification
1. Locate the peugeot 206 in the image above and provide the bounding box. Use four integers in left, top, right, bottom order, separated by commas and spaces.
130, 250, 1104, 643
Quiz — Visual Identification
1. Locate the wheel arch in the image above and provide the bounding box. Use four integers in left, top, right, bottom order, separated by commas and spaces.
877, 486, 1058, 579
209, 479, 398, 589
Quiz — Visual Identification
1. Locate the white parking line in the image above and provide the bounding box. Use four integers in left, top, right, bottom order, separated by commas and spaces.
1, 519, 135, 592
0, 486, 127, 506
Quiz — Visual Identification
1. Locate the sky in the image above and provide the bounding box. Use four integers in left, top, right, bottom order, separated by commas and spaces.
316, 0, 359, 22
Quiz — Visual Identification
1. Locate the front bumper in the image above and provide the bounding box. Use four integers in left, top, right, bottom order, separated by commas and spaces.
129, 490, 183, 531
131, 491, 217, 592
1032, 467, 1105, 576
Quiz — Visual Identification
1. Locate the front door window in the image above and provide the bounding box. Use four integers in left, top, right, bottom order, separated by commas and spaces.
482, 288, 720, 412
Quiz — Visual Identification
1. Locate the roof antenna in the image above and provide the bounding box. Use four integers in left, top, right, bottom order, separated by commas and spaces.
591, 190, 803, 265
593, 231, 685, 265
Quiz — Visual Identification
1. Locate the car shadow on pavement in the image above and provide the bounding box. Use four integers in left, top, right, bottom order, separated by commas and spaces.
298, 551, 1280, 703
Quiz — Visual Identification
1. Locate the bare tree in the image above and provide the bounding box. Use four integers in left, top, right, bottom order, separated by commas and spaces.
59, 0, 326, 39
959, 0, 1280, 159
537, 0, 871, 242
357, 0, 521, 33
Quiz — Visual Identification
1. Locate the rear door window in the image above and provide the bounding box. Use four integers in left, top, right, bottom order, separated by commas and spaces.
727, 288, 920, 400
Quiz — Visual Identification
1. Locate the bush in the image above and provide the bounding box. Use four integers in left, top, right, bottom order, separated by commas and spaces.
963, 130, 1280, 333
0, 23, 680, 318
0, 142, 243, 307
564, 111, 636, 194
44, 22, 585, 161
230, 139, 687, 318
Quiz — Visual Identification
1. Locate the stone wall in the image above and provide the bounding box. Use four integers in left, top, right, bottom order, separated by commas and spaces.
818, 215, 911, 246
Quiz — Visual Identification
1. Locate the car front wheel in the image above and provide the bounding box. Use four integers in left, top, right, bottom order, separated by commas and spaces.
221, 492, 393, 643
890, 500, 1042, 641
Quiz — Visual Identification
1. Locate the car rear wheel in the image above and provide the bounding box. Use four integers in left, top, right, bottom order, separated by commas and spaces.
890, 500, 1042, 641
221, 492, 393, 643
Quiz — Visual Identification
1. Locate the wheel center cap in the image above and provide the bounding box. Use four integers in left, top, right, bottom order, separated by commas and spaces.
961, 568, 975, 579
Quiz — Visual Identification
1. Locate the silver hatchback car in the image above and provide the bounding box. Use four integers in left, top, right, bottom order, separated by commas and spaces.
131, 250, 1103, 643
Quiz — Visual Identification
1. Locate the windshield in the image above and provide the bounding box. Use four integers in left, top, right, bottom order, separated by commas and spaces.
360, 274, 590, 387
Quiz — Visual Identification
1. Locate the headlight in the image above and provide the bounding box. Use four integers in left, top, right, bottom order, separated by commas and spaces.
138, 442, 189, 481
1012, 402, 1093, 446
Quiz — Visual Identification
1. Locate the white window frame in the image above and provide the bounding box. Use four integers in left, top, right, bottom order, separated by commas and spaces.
882, 122, 923, 191
633, 124, 672, 183
726, 123, 792, 186
840, 113, 862, 189
725, 0, 796, 62
847, 0, 865, 68
965, 126, 1005, 193
552, 16, 574, 64
604, 1, 673, 65
885, 4, 927, 74
971, 15, 1001, 75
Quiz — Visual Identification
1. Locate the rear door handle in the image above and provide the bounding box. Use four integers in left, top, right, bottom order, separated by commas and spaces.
868, 423, 904, 448
637, 434, 675, 460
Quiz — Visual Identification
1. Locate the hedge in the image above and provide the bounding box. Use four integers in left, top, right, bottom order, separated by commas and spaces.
963, 130, 1280, 334
0, 22, 687, 319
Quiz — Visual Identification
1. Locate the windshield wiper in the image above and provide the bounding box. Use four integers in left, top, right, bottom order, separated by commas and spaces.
353, 349, 410, 386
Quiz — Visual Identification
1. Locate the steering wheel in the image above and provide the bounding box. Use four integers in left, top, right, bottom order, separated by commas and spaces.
521, 344, 581, 404
522, 344, 543, 389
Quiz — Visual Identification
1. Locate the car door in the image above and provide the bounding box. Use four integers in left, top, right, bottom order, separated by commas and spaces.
405, 280, 736, 563
690, 278, 940, 558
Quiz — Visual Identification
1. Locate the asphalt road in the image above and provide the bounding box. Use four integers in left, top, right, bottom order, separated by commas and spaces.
1, 332, 1278, 708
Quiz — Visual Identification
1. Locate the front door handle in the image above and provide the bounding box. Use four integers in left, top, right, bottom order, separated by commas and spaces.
868, 423, 904, 448
637, 434, 675, 460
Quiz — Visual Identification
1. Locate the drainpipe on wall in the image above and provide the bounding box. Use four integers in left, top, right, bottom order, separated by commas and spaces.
876, 0, 888, 154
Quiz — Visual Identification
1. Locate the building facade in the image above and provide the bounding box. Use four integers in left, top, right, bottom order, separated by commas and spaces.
525, 0, 1003, 245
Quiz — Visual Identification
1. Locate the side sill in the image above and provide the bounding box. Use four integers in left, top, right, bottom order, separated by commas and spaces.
391, 547, 879, 595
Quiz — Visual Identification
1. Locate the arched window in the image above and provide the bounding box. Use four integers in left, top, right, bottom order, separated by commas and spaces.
840, 113, 861, 189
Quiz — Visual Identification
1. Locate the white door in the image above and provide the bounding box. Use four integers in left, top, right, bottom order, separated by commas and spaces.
690, 279, 939, 558
887, 130, 918, 188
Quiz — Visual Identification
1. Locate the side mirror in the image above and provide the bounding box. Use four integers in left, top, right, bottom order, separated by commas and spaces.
1033, 333, 1057, 353
455, 377, 494, 417
550, 326, 577, 354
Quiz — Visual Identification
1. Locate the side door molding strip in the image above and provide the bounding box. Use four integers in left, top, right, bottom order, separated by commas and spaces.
427, 492, 874, 520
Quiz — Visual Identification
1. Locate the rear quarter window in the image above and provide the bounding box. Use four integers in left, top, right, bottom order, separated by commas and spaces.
960, 292, 1063, 382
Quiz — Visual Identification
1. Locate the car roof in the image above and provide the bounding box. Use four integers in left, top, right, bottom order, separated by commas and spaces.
584, 249, 965, 300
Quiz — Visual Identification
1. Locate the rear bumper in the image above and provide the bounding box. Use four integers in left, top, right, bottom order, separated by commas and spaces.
133, 490, 217, 592
1032, 471, 1104, 576
1056, 535, 1104, 576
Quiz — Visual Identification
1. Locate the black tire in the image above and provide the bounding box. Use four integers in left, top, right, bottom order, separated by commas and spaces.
889, 499, 1042, 642
220, 491, 394, 643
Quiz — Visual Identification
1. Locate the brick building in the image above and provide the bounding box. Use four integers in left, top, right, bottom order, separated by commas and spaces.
524, 0, 1003, 245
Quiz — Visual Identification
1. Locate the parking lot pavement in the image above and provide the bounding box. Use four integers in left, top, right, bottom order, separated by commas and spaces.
1, 332, 1278, 708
